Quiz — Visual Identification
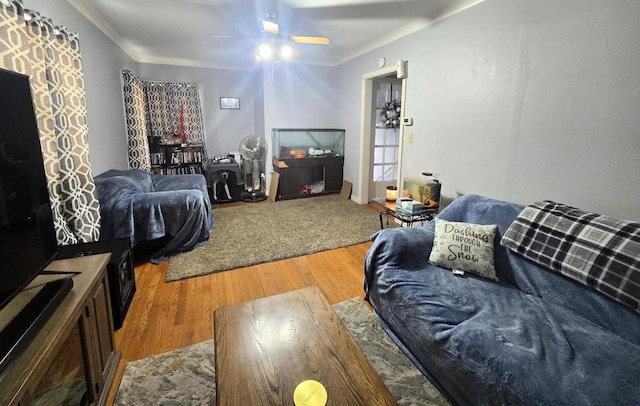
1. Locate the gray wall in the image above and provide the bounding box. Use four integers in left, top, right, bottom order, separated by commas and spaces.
253, 68, 266, 149
23, 0, 640, 221
25, 0, 136, 174
261, 63, 337, 188
137, 64, 256, 157
335, 0, 640, 220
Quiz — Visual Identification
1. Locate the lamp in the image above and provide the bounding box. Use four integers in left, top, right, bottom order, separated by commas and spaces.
256, 44, 273, 60
420, 171, 441, 209
254, 39, 295, 62
279, 44, 293, 59
386, 186, 399, 202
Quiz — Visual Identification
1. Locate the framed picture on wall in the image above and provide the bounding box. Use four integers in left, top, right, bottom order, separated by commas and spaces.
220, 97, 240, 109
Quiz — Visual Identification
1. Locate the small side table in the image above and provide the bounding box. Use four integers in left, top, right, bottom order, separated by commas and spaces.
372, 197, 438, 229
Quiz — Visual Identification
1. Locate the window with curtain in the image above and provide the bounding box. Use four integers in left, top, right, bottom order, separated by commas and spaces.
0, 0, 101, 245
121, 70, 207, 170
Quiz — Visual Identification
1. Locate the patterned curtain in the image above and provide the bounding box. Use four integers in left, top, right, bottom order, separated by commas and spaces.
121, 69, 150, 170
121, 73, 207, 169
145, 81, 206, 145
0, 0, 101, 245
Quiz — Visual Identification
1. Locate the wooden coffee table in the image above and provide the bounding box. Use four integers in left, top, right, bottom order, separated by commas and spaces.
214, 286, 397, 405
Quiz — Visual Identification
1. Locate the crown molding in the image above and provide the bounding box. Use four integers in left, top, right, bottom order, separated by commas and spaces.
135, 54, 255, 72
333, 0, 486, 66
66, 0, 140, 61
66, 0, 257, 71
67, 0, 485, 70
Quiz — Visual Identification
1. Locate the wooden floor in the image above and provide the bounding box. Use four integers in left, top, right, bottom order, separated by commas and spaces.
106, 200, 380, 404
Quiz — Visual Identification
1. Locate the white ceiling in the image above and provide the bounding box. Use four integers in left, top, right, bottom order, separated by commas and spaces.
67, 0, 484, 71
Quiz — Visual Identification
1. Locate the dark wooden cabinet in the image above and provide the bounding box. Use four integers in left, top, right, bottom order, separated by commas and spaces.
271, 128, 345, 200
0, 254, 120, 406
82, 278, 117, 402
273, 156, 344, 200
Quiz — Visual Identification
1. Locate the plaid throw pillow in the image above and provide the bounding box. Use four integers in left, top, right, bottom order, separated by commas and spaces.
501, 201, 640, 313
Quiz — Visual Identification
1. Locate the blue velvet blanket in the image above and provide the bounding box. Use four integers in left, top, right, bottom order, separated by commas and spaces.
95, 169, 213, 263
364, 195, 640, 405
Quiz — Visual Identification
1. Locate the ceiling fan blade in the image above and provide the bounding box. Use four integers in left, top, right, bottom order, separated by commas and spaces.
290, 35, 330, 45
262, 19, 279, 35
208, 34, 261, 43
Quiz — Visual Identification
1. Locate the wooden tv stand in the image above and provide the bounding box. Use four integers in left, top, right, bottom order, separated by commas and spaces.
0, 254, 120, 406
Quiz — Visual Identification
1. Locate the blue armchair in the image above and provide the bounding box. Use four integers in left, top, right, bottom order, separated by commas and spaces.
95, 169, 213, 263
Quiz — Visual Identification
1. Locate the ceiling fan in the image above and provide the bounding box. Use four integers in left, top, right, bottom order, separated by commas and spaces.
260, 14, 330, 45
209, 13, 330, 62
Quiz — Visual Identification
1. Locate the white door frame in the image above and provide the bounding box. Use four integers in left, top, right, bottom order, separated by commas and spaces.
355, 64, 408, 204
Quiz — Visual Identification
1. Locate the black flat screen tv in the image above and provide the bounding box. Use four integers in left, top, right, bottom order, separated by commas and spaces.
0, 68, 72, 375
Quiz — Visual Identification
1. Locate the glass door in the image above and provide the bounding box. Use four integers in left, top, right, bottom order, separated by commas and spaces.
31, 322, 90, 405
370, 78, 401, 200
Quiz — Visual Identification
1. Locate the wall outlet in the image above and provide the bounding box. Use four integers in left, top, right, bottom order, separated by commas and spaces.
407, 133, 414, 143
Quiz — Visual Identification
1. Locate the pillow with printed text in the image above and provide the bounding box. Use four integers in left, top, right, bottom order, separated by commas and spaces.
428, 219, 498, 281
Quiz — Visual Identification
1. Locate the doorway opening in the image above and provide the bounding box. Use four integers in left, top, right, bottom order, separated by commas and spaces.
371, 78, 402, 200
356, 64, 408, 204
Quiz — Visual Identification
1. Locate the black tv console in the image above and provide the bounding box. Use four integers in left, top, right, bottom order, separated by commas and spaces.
57, 238, 135, 330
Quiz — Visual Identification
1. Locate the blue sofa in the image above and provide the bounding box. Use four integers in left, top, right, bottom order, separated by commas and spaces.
364, 194, 640, 405
95, 169, 213, 263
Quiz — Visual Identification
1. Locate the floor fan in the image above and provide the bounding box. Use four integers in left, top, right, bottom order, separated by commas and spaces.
239, 135, 268, 202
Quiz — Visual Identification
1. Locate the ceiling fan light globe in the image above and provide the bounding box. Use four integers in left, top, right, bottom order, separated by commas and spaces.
280, 45, 293, 59
258, 44, 273, 60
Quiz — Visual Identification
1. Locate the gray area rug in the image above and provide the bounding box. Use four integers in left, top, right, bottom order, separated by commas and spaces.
114, 297, 450, 406
166, 195, 382, 282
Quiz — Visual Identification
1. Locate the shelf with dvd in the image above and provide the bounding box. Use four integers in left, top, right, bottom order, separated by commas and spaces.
148, 140, 206, 175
